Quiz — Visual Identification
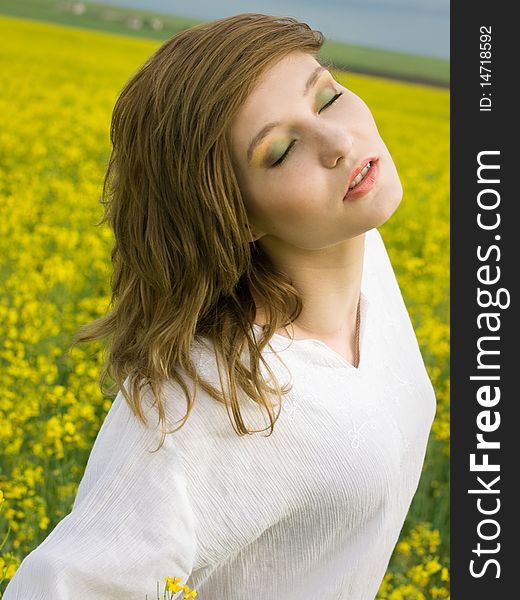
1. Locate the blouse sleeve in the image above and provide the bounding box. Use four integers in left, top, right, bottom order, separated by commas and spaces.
3, 380, 198, 600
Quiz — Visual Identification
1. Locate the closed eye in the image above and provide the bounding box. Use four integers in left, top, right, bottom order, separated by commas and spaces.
271, 91, 344, 168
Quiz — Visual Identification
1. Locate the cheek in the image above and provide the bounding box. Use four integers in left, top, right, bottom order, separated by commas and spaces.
249, 177, 325, 229
348, 93, 379, 130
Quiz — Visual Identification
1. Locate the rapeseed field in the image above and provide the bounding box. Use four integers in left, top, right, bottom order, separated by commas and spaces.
0, 14, 449, 599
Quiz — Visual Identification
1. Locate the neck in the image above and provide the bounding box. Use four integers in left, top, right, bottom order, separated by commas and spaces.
253, 232, 365, 341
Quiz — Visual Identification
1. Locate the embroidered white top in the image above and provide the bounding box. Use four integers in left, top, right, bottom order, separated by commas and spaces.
3, 227, 437, 600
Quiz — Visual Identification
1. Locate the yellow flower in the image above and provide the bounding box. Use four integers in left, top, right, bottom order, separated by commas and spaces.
165, 576, 182, 593
183, 587, 197, 599
430, 586, 449, 598
396, 541, 411, 555
425, 559, 442, 576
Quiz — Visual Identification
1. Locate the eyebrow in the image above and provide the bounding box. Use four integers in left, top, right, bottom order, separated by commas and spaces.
246, 65, 329, 164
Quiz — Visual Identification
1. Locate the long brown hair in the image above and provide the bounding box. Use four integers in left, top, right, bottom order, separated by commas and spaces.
71, 13, 327, 451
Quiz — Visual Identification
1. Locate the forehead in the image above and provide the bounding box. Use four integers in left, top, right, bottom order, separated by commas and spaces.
229, 52, 322, 155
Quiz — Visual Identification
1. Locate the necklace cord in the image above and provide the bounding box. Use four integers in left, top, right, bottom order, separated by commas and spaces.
354, 296, 361, 367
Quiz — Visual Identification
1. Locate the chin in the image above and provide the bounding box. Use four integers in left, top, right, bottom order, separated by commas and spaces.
365, 195, 401, 230
374, 179, 403, 226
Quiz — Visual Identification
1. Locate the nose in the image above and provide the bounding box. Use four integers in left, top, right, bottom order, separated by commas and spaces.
315, 122, 354, 168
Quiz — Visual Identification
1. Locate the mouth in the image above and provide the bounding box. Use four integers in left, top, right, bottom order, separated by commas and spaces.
343, 157, 380, 201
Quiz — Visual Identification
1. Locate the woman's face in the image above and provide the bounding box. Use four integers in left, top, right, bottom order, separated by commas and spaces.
229, 51, 403, 249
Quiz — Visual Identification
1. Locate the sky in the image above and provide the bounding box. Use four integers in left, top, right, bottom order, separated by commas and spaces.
94, 0, 449, 59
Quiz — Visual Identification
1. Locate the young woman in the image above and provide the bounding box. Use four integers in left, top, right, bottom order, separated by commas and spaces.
4, 13, 437, 600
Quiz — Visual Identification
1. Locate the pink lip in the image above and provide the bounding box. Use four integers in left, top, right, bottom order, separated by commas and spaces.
343, 158, 380, 202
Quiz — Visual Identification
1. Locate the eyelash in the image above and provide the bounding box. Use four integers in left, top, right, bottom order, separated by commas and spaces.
271, 91, 344, 168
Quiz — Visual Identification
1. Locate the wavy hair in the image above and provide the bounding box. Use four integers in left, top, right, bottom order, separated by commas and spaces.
71, 13, 327, 451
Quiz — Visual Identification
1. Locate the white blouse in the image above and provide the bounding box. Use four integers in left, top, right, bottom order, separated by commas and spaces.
4, 227, 436, 600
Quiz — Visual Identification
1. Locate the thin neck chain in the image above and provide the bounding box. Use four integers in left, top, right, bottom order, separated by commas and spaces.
354, 296, 361, 367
